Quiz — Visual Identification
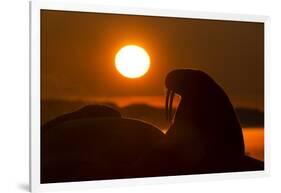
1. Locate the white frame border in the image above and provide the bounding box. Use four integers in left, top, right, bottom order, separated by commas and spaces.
30, 0, 270, 192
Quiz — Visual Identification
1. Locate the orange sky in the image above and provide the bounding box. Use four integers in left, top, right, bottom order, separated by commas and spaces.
41, 10, 264, 110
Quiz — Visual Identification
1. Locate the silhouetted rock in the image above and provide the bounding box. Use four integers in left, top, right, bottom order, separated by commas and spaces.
236, 108, 264, 127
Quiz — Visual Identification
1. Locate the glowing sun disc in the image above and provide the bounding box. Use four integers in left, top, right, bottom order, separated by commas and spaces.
115, 45, 150, 78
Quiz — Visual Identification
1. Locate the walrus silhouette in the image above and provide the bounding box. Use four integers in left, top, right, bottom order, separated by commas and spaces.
41, 105, 164, 183
164, 69, 263, 172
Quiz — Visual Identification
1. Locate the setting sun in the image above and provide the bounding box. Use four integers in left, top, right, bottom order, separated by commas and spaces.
115, 45, 150, 78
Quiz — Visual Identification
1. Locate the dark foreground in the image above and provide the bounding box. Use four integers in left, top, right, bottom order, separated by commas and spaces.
41, 106, 263, 184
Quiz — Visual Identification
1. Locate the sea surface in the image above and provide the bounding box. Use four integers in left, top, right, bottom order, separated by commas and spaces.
243, 127, 264, 161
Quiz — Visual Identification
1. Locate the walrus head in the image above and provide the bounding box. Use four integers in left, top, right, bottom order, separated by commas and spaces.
165, 69, 216, 122
165, 69, 245, 157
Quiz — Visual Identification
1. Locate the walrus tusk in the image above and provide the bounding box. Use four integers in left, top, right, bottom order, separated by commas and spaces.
165, 89, 170, 121
165, 89, 175, 122
169, 90, 175, 122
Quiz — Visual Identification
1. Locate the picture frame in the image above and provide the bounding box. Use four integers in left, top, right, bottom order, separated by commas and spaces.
30, 0, 270, 192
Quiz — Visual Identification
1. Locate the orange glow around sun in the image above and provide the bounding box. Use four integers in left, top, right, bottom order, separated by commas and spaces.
115, 45, 150, 78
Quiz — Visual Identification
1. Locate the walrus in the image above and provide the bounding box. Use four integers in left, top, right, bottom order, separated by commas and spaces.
164, 69, 263, 173
41, 105, 164, 183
